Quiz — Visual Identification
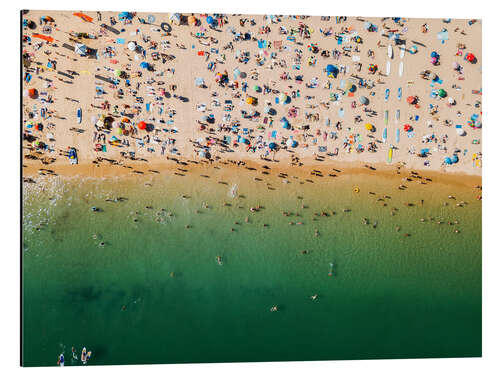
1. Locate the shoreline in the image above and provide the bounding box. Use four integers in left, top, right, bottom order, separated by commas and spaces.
22, 156, 482, 189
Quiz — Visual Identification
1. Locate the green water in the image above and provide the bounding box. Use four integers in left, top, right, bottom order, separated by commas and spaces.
22, 168, 482, 366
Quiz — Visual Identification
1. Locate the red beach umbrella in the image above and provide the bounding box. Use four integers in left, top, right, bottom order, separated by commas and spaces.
137, 121, 147, 130
406, 96, 416, 105
466, 53, 476, 63
404, 124, 412, 132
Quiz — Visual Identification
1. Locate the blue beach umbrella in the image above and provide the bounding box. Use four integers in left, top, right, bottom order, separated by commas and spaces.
206, 16, 214, 25
451, 154, 459, 164
269, 142, 278, 150
444, 157, 452, 165
140, 61, 149, 69
118, 12, 133, 21
280, 117, 290, 129
326, 64, 339, 78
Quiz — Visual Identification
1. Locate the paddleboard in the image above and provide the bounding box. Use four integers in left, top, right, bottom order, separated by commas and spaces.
400, 46, 405, 59
384, 88, 390, 102
397, 87, 402, 100
388, 44, 393, 59
383, 128, 387, 143
398, 61, 404, 77
396, 129, 400, 143
388, 145, 393, 163
396, 109, 400, 121
384, 110, 389, 125
386, 61, 391, 75
77, 108, 82, 124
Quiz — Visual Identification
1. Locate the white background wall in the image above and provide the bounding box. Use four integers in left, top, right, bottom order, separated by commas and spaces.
2, 1, 498, 374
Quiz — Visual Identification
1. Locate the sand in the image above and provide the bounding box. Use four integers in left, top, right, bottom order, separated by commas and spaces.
22, 11, 482, 178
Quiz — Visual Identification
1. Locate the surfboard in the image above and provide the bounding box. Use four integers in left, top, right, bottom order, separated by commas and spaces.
388, 44, 393, 59
387, 145, 393, 163
383, 128, 388, 143
384, 88, 390, 102
398, 61, 404, 77
400, 46, 405, 59
386, 61, 391, 75
396, 109, 400, 121
397, 87, 402, 100
77, 108, 82, 124
384, 110, 389, 126
396, 129, 400, 143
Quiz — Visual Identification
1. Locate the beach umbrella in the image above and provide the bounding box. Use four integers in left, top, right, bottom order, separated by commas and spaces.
368, 64, 377, 73
114, 69, 122, 77
278, 92, 287, 104
430, 51, 439, 58
206, 16, 214, 25
169, 13, 181, 25
406, 96, 416, 104
365, 123, 373, 131
451, 154, 459, 164
326, 64, 339, 78
281, 117, 290, 129
233, 67, 241, 79
456, 127, 465, 136
112, 121, 119, 128
253, 85, 261, 92
28, 88, 37, 99
118, 12, 133, 21
430, 72, 438, 81
195, 77, 205, 87
137, 121, 147, 130
438, 89, 447, 98
404, 124, 412, 132
444, 157, 452, 165
74, 43, 87, 56
188, 15, 197, 26
269, 142, 278, 150
291, 140, 298, 148
127, 41, 136, 51
448, 97, 456, 105
466, 53, 476, 63
360, 96, 369, 105
23, 89, 29, 97
140, 61, 149, 69
286, 138, 294, 147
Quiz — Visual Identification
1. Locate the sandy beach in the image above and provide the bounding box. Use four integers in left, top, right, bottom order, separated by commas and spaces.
22, 11, 482, 178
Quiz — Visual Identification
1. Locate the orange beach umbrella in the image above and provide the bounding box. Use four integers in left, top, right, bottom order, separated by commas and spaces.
73, 12, 93, 23
32, 33, 54, 43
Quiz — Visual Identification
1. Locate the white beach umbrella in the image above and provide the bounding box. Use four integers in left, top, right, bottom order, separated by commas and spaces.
127, 41, 136, 51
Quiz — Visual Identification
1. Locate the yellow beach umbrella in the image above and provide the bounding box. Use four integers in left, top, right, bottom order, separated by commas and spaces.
365, 123, 373, 131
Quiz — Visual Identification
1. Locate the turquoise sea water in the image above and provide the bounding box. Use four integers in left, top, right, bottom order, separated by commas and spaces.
22, 167, 481, 366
